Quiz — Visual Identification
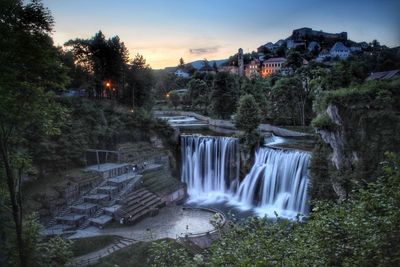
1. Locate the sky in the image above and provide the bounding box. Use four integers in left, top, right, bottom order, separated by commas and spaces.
43, 0, 400, 69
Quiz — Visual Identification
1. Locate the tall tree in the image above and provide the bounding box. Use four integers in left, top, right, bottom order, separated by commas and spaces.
211, 72, 239, 119
235, 94, 261, 134
65, 31, 129, 99
179, 57, 185, 67
0, 0, 69, 266
126, 54, 154, 109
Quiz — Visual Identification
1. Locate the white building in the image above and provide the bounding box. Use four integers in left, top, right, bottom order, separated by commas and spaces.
308, 41, 321, 52
174, 69, 189, 78
330, 42, 350, 59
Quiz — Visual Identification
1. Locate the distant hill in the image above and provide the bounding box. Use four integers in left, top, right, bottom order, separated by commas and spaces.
190, 59, 227, 69
163, 59, 228, 72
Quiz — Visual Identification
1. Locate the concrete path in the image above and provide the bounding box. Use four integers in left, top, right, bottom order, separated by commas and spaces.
67, 206, 216, 266
68, 237, 136, 267
153, 110, 311, 137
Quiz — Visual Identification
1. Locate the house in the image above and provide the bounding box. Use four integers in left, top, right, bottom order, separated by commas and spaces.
174, 69, 190, 78
219, 65, 239, 75
350, 46, 362, 52
287, 39, 305, 49
261, 57, 286, 78
245, 60, 261, 77
359, 42, 369, 49
330, 42, 350, 59
367, 70, 400, 80
316, 49, 330, 62
264, 42, 274, 51
308, 41, 321, 52
274, 39, 286, 47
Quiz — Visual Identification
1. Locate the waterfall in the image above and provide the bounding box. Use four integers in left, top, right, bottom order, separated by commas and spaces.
181, 135, 310, 219
181, 135, 240, 202
234, 147, 310, 218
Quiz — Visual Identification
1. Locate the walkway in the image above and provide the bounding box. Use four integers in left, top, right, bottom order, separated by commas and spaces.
67, 206, 216, 266
153, 110, 310, 137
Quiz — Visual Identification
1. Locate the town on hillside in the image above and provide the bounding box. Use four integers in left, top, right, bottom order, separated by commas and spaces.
170, 27, 397, 79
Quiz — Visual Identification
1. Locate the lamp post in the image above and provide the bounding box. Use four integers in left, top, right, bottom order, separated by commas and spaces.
105, 81, 111, 99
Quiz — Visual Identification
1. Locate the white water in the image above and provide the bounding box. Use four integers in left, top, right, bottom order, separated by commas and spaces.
234, 147, 310, 219
181, 135, 310, 219
181, 135, 240, 202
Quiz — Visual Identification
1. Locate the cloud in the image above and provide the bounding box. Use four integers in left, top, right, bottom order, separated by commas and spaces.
189, 46, 220, 55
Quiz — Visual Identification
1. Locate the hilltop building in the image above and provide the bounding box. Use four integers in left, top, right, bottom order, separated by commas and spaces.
245, 59, 261, 77
238, 48, 244, 76
174, 69, 190, 78
330, 42, 350, 59
292, 27, 347, 41
261, 57, 286, 78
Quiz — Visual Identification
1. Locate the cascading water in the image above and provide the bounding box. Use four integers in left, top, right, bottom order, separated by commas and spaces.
181, 135, 240, 202
233, 147, 310, 218
181, 135, 310, 219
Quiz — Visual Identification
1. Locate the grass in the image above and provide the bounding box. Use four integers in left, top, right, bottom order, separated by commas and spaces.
141, 169, 182, 196
93, 239, 185, 267
71, 235, 119, 257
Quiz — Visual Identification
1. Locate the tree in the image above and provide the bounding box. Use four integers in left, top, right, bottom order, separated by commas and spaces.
148, 240, 191, 267
179, 57, 185, 67
126, 54, 154, 109
168, 91, 181, 109
0, 1, 69, 266
285, 51, 303, 71
187, 79, 210, 113
211, 72, 239, 119
235, 95, 261, 133
269, 77, 303, 125
65, 31, 129, 99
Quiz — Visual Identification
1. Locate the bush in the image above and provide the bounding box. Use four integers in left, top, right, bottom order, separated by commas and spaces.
311, 113, 336, 131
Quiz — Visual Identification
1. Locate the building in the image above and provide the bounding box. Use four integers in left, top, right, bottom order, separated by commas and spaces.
316, 49, 331, 62
261, 57, 286, 78
238, 48, 244, 76
219, 65, 239, 75
245, 59, 261, 77
292, 27, 347, 41
274, 39, 286, 47
174, 69, 189, 78
308, 41, 321, 52
330, 42, 350, 59
287, 39, 306, 49
367, 70, 400, 81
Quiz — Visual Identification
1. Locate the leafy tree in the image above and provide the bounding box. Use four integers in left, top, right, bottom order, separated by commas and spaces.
65, 31, 129, 99
148, 240, 191, 267
179, 57, 185, 67
235, 95, 261, 133
285, 51, 303, 71
168, 91, 181, 109
125, 54, 154, 109
269, 77, 303, 125
211, 72, 239, 119
240, 76, 268, 119
0, 1, 69, 265
187, 79, 210, 113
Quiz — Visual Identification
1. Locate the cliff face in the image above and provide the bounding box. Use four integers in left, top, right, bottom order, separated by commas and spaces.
316, 105, 357, 200
312, 79, 400, 201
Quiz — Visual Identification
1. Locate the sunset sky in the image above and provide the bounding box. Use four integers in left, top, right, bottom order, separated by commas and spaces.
43, 0, 400, 69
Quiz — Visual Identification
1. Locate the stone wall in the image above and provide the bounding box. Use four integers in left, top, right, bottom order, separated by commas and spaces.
153, 110, 309, 137
161, 186, 186, 205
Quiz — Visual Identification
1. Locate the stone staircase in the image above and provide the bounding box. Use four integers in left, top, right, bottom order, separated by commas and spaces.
117, 188, 165, 224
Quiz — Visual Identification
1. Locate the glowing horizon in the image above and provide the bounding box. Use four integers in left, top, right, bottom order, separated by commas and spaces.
44, 0, 400, 69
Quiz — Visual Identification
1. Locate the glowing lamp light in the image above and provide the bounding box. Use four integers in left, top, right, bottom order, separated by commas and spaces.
106, 82, 111, 87
166, 93, 170, 98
